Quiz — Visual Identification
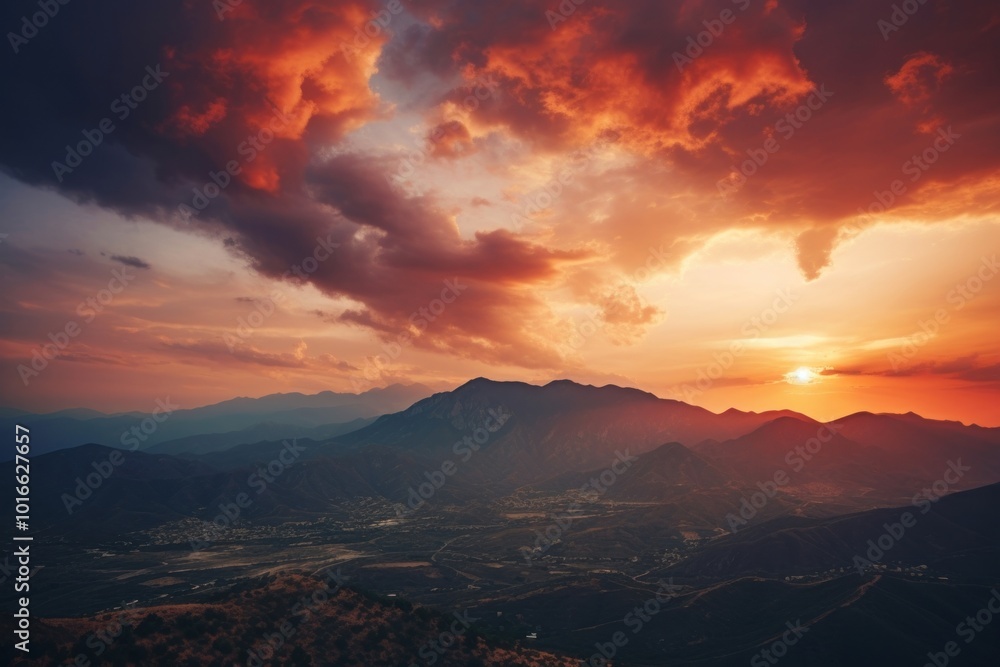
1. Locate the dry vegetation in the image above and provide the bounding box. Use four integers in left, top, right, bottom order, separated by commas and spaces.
16, 574, 580, 667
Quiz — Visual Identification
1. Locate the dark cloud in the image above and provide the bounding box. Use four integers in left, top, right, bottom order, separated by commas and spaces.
0, 0, 592, 368
110, 255, 151, 270
958, 363, 1000, 383
825, 355, 1000, 382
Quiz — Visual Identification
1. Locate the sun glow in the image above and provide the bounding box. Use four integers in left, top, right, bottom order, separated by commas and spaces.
786, 366, 821, 385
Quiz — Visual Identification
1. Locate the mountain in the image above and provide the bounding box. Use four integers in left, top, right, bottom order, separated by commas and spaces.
14, 379, 1000, 538
9, 378, 1000, 667
660, 482, 1000, 580
323, 378, 1000, 495
13, 440, 495, 538
890, 411, 1000, 444
478, 570, 1000, 667
0, 384, 432, 459
830, 411, 1000, 484
536, 442, 732, 501
325, 378, 814, 486
692, 417, 910, 502
148, 417, 375, 458
181, 384, 434, 416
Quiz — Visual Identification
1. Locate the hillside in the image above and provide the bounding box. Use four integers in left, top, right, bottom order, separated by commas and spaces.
8, 574, 578, 667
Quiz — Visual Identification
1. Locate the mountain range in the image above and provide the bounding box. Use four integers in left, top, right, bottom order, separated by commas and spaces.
0, 383, 432, 459
5, 378, 999, 666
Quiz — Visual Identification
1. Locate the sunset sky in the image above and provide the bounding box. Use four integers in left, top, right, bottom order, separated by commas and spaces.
1, 0, 998, 424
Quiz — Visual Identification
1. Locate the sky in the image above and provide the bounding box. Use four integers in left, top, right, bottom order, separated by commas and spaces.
0, 0, 998, 425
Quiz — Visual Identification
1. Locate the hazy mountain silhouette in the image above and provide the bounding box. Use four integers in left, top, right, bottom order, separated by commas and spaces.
0, 383, 432, 459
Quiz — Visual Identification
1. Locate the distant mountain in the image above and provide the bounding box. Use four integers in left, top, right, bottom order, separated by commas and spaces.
890, 411, 1000, 444
0, 384, 432, 459
148, 417, 375, 458
180, 383, 433, 417
692, 417, 909, 501
830, 411, 1000, 485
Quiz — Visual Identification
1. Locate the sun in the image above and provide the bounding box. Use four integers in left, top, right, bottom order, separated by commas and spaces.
785, 366, 820, 385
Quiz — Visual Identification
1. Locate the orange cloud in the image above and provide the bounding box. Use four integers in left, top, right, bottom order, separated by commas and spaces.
885, 52, 955, 108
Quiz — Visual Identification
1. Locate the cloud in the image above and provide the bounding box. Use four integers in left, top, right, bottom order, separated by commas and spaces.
957, 363, 1000, 383
390, 0, 814, 153
884, 52, 955, 109
162, 338, 359, 372
110, 255, 151, 270
794, 227, 839, 281
51, 349, 134, 367
426, 120, 475, 158
596, 283, 664, 345
824, 355, 1000, 382
380, 0, 1000, 281
1, 0, 999, 375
